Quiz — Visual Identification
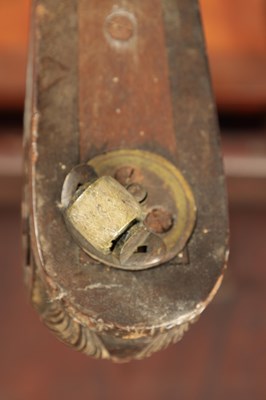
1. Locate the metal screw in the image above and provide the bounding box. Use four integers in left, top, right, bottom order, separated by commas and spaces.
114, 166, 135, 186
106, 14, 134, 41
127, 183, 147, 203
145, 209, 174, 234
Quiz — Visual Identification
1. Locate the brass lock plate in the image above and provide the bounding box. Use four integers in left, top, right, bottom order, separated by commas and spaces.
63, 150, 196, 270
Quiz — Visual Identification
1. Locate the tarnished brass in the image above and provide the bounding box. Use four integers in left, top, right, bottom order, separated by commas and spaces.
61, 150, 196, 271
62, 164, 168, 270
88, 149, 197, 267
65, 176, 142, 255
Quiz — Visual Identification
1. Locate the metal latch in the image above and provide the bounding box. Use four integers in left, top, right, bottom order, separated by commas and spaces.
61, 150, 196, 270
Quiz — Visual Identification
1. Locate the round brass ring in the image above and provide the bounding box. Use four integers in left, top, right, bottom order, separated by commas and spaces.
88, 149, 197, 269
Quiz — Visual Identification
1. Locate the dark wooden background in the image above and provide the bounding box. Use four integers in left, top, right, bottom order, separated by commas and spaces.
0, 1, 266, 399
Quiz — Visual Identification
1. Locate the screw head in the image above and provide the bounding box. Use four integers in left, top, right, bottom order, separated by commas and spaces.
114, 166, 135, 186
106, 14, 134, 42
145, 209, 174, 234
127, 183, 147, 203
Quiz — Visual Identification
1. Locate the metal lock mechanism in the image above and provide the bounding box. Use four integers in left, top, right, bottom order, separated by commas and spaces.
61, 150, 197, 271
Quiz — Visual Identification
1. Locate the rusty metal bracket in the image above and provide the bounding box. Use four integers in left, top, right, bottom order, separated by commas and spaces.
23, 0, 229, 361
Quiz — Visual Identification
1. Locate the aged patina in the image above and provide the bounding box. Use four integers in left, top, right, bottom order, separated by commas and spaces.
23, 0, 229, 361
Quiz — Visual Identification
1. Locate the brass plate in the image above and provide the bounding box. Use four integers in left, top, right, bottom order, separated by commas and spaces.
85, 149, 197, 269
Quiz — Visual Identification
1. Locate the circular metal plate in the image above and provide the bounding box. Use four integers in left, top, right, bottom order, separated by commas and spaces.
85, 149, 197, 269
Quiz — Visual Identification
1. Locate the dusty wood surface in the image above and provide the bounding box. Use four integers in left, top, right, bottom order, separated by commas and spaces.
23, 0, 227, 360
